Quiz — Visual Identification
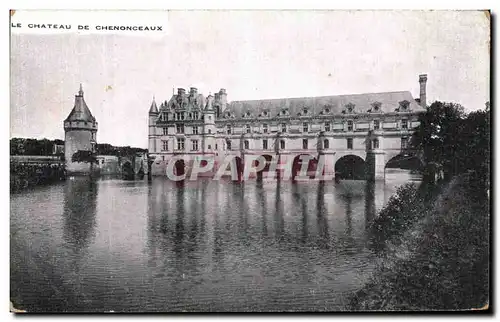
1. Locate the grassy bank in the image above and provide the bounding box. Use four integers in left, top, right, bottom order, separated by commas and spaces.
349, 174, 489, 311
10, 163, 66, 192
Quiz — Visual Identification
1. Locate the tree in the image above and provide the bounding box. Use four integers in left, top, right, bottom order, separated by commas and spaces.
71, 150, 97, 164
411, 101, 490, 181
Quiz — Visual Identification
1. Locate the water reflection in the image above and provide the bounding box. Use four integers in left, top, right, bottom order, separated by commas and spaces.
316, 181, 330, 249
11, 169, 421, 312
63, 177, 98, 258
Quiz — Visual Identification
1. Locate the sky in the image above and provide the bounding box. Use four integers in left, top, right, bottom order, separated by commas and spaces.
10, 10, 490, 148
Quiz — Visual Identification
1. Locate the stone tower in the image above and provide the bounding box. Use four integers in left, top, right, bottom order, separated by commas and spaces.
63, 84, 98, 175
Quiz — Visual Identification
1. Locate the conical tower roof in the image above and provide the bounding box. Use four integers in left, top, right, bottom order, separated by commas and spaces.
65, 84, 96, 122
149, 96, 158, 114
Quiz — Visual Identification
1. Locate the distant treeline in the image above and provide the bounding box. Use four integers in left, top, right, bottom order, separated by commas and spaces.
10, 138, 147, 157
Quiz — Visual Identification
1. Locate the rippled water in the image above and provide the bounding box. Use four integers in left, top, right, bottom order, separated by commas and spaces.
10, 169, 421, 312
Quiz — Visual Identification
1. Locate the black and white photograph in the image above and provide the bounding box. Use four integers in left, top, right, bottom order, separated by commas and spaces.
8, 9, 491, 313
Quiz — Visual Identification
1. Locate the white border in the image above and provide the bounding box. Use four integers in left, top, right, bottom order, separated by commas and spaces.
3, 1, 497, 321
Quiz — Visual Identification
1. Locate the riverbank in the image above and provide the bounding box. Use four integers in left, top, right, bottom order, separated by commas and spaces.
349, 174, 489, 311
10, 163, 66, 192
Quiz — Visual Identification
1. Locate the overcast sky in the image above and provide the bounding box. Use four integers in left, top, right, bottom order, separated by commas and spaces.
10, 10, 490, 148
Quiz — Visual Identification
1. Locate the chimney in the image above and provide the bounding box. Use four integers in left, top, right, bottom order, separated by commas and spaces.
419, 74, 427, 108
190, 87, 198, 96
219, 88, 227, 105
177, 88, 186, 96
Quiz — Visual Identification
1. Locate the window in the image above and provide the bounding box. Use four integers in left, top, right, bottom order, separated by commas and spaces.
208, 129, 212, 134
263, 139, 268, 149
215, 107, 220, 119
244, 140, 249, 150
401, 137, 408, 150
227, 140, 232, 150
373, 138, 380, 149
263, 124, 268, 133
281, 123, 287, 133
226, 124, 232, 134
401, 119, 408, 129
208, 145, 211, 149
325, 123, 331, 132
193, 112, 199, 119
208, 115, 212, 121
303, 123, 308, 133
324, 139, 329, 149
176, 124, 184, 134
374, 120, 380, 130
302, 139, 308, 149
189, 113, 192, 119
193, 126, 198, 135
163, 127, 168, 135
347, 138, 353, 150
192, 140, 199, 151
162, 140, 168, 151
181, 113, 185, 120
215, 144, 218, 150
246, 124, 251, 134
177, 138, 185, 150
280, 140, 285, 150
347, 120, 354, 131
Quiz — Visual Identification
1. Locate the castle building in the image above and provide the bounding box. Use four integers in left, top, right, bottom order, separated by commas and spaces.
64, 85, 98, 174
148, 75, 428, 180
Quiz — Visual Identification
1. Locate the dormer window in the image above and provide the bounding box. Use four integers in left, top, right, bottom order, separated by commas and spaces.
263, 111, 268, 116
345, 102, 355, 114
371, 102, 382, 112
303, 108, 308, 115
398, 100, 410, 112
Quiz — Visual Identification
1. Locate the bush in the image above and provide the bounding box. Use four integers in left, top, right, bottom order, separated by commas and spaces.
370, 183, 425, 242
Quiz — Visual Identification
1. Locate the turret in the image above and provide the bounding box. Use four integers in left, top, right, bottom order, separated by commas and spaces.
148, 96, 159, 153
63, 84, 98, 174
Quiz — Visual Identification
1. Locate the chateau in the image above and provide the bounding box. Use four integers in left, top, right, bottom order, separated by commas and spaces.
148, 75, 428, 180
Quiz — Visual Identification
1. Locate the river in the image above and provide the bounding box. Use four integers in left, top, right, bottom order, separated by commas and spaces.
10, 168, 421, 312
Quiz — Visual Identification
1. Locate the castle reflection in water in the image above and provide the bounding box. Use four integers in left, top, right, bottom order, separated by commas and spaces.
10, 169, 420, 312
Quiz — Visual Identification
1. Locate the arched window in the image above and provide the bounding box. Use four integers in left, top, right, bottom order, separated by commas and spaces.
324, 139, 329, 149
244, 140, 249, 150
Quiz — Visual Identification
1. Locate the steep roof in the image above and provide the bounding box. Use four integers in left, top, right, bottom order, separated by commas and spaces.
65, 84, 96, 122
224, 91, 424, 118
149, 96, 158, 114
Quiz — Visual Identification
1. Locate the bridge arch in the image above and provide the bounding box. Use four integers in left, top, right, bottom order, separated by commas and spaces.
385, 153, 424, 172
122, 161, 135, 180
256, 154, 274, 180
291, 153, 318, 180
173, 159, 186, 178
335, 154, 366, 180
